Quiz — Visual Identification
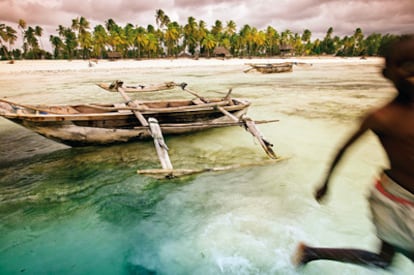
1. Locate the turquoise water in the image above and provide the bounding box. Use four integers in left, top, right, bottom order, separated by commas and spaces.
0, 59, 413, 274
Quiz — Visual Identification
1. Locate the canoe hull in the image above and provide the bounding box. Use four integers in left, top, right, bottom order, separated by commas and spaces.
1, 99, 249, 146
13, 117, 246, 146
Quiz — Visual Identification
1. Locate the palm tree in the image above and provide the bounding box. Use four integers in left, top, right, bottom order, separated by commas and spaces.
302, 29, 312, 42
211, 20, 223, 42
146, 32, 159, 58
59, 26, 77, 59
264, 26, 279, 56
0, 24, 9, 59
122, 23, 136, 57
225, 20, 237, 37
251, 27, 266, 55
353, 27, 364, 56
105, 18, 117, 32
239, 24, 252, 56
301, 29, 312, 55
198, 20, 208, 56
133, 26, 147, 58
73, 16, 91, 59
0, 23, 17, 60
24, 26, 41, 58
155, 9, 170, 29
183, 16, 199, 55
49, 35, 63, 58
105, 20, 124, 54
364, 33, 382, 56
201, 33, 216, 57
34, 26, 44, 57
321, 27, 336, 54
292, 32, 304, 55
340, 36, 355, 56
18, 19, 27, 55
164, 22, 181, 57
92, 24, 108, 58
280, 29, 293, 47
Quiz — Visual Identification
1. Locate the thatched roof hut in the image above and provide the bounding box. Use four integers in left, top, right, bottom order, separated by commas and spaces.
107, 51, 122, 60
279, 44, 293, 56
213, 46, 232, 58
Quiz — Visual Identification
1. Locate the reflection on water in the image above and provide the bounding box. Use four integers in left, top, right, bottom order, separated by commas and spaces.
1, 60, 413, 274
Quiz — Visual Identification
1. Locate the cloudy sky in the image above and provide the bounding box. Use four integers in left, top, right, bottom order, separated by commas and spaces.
1, 0, 413, 47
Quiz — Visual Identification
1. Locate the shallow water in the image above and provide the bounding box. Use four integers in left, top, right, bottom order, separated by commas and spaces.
0, 59, 413, 274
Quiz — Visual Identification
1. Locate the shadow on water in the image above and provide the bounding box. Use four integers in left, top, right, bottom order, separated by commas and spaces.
0, 128, 258, 230
0, 142, 201, 228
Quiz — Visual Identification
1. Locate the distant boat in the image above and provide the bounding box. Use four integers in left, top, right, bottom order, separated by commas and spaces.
96, 80, 177, 93
245, 62, 293, 73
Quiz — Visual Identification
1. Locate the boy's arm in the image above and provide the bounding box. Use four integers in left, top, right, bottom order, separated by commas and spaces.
316, 118, 372, 202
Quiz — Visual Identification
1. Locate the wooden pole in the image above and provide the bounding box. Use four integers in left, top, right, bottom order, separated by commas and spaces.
215, 107, 277, 159
137, 157, 288, 179
242, 116, 277, 159
179, 83, 209, 103
243, 66, 255, 73
116, 86, 148, 126
148, 118, 173, 170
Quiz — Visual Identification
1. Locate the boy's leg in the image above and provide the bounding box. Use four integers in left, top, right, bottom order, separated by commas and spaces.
292, 241, 395, 268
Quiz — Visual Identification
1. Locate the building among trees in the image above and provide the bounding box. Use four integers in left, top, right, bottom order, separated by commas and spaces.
213, 46, 232, 58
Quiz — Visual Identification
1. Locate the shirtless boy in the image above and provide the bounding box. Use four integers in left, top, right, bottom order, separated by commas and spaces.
294, 35, 414, 268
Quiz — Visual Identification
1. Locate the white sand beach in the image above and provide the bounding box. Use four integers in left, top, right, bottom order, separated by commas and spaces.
0, 56, 383, 73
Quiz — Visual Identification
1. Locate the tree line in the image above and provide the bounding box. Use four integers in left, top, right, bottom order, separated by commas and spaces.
0, 9, 408, 60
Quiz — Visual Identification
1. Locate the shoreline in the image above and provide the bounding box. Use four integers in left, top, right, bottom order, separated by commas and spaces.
0, 56, 383, 73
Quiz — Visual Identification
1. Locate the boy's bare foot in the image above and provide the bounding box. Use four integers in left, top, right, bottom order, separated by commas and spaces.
292, 242, 311, 266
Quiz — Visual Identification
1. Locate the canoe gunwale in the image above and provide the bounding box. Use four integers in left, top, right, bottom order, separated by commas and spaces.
0, 98, 250, 122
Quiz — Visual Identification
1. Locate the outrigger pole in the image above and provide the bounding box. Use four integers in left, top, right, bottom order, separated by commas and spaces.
178, 83, 277, 159
115, 82, 174, 173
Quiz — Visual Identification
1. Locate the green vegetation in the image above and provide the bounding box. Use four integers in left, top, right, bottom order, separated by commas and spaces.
0, 9, 408, 60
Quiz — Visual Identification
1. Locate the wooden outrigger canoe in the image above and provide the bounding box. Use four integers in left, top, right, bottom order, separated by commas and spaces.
244, 62, 293, 73
96, 80, 176, 93
0, 83, 279, 178
0, 97, 256, 147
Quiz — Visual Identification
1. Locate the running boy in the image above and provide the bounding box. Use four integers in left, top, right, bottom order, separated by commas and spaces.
294, 36, 414, 268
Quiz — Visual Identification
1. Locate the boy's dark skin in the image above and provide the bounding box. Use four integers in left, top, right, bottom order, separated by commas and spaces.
294, 36, 414, 268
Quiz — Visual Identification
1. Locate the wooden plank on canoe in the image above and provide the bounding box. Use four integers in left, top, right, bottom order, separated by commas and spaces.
216, 106, 239, 122
137, 157, 288, 179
